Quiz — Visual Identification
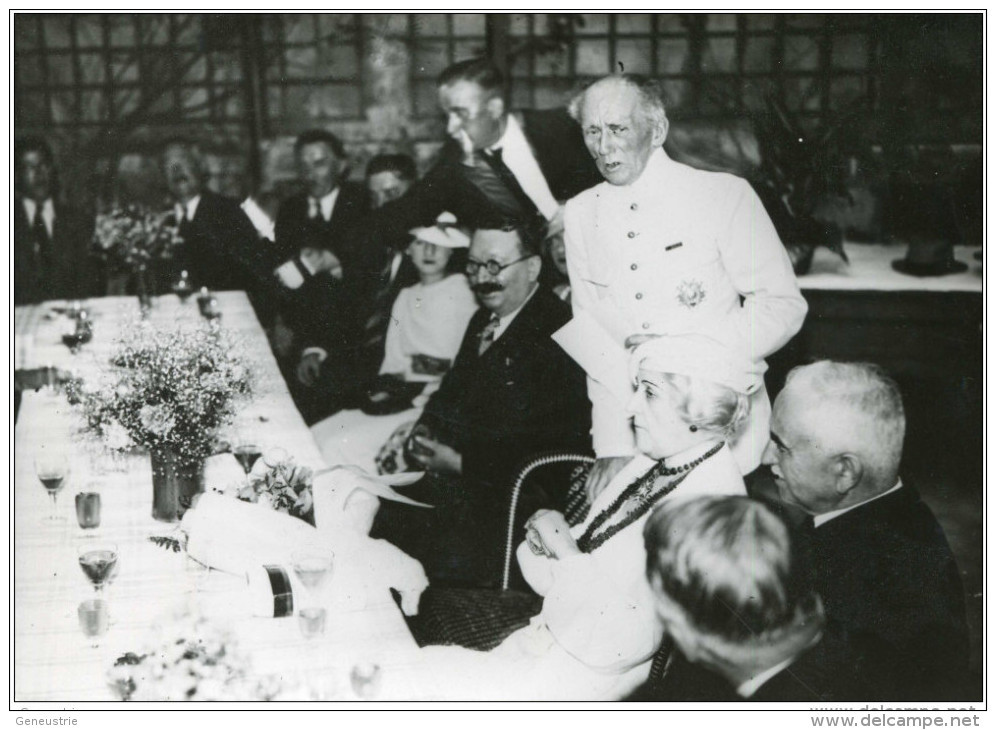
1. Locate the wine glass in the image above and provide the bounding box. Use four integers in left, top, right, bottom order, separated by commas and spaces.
35, 452, 69, 523
233, 437, 262, 479
291, 550, 333, 639
78, 542, 119, 593
78, 598, 109, 649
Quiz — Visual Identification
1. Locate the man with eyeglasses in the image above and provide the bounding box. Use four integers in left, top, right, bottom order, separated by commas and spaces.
370, 223, 592, 589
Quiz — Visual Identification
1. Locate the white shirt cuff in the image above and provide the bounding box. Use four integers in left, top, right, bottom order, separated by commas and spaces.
302, 347, 328, 363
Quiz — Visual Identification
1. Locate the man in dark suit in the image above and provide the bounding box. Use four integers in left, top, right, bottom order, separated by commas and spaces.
761, 361, 971, 700
365, 58, 603, 244
14, 136, 95, 305
371, 223, 592, 588
635, 495, 835, 702
162, 139, 281, 322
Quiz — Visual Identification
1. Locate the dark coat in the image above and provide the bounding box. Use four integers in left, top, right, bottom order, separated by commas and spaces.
806, 486, 971, 700
366, 108, 603, 242
371, 286, 593, 588
173, 190, 281, 318
13, 197, 96, 305
273, 182, 370, 273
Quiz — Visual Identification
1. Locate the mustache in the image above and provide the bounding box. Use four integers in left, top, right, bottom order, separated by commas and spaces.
472, 282, 504, 295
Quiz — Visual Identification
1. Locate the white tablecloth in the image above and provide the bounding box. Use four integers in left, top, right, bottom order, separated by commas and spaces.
13, 292, 421, 702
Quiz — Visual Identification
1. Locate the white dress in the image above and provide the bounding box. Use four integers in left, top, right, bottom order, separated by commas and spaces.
311, 274, 476, 471
383, 441, 746, 701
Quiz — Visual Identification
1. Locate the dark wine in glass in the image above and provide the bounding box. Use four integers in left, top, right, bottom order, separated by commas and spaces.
40, 475, 65, 494
35, 452, 69, 523
173, 270, 194, 302
233, 443, 261, 474
78, 544, 119, 592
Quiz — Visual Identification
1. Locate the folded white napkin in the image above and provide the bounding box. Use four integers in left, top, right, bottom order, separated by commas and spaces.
182, 468, 430, 617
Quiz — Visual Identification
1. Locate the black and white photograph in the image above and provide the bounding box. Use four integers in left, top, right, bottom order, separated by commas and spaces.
9, 10, 986, 715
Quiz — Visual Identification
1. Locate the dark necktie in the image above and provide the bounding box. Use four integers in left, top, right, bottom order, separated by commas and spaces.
478, 314, 501, 356
31, 205, 53, 275
472, 148, 541, 222
177, 207, 194, 242
361, 249, 401, 352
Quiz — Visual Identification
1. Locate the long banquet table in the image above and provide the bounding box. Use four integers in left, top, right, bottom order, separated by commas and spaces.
13, 292, 422, 702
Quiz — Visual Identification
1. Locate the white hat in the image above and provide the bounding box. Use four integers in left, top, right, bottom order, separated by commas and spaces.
409, 211, 470, 249
629, 332, 765, 395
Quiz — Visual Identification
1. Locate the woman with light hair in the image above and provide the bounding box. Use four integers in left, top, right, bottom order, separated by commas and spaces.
638, 494, 829, 700
384, 331, 756, 700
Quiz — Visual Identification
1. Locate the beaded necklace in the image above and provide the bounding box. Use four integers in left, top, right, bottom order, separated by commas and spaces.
576, 441, 725, 554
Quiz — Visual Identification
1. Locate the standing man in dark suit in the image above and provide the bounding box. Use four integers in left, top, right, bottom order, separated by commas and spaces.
162, 139, 281, 322
762, 361, 971, 700
14, 136, 95, 305
367, 58, 602, 242
371, 223, 592, 588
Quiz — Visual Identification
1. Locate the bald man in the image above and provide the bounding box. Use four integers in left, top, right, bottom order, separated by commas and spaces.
763, 361, 970, 700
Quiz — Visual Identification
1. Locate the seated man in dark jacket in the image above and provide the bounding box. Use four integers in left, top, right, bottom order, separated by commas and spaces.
371, 222, 592, 588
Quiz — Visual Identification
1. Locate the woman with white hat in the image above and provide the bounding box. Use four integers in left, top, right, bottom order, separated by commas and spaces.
384, 331, 757, 700
311, 212, 476, 471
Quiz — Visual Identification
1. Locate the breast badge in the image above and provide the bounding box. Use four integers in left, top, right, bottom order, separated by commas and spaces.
676, 279, 706, 308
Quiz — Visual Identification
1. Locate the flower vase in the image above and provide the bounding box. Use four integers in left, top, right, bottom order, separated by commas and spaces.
150, 448, 204, 522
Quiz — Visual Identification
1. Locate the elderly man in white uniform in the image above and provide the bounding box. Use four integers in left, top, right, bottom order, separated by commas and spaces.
561, 74, 807, 494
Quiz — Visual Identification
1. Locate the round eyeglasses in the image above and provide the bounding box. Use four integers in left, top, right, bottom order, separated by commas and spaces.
465, 255, 535, 277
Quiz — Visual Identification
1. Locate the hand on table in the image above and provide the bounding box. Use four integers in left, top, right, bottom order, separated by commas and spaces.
584, 456, 633, 503
524, 509, 580, 560
297, 353, 323, 386
407, 435, 462, 476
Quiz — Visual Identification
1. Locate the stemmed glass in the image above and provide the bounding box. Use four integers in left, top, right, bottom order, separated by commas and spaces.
233, 435, 262, 481
350, 663, 382, 699
35, 452, 69, 523
78, 542, 119, 593
291, 550, 333, 639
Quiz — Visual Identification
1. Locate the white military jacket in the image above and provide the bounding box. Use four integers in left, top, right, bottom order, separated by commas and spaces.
563, 148, 808, 472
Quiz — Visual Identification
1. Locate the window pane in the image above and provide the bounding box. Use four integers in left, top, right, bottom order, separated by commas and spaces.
75, 16, 104, 47
15, 16, 39, 50
510, 83, 532, 109
50, 92, 76, 124
705, 14, 738, 32
832, 34, 868, 70
577, 14, 609, 35
43, 16, 73, 49
534, 46, 571, 77
414, 14, 448, 37
108, 16, 137, 47
452, 14, 485, 36
113, 89, 140, 117
111, 53, 140, 83
575, 39, 609, 76
661, 79, 690, 110
213, 52, 243, 83
267, 87, 283, 118
81, 90, 106, 122
175, 15, 201, 46
324, 44, 360, 80
744, 37, 775, 72
658, 38, 689, 75
784, 35, 819, 71
616, 14, 651, 34
535, 79, 572, 108
509, 14, 531, 37
616, 39, 652, 75
784, 76, 820, 112
309, 84, 362, 118
18, 92, 48, 124
702, 38, 737, 73
414, 79, 439, 117
745, 14, 777, 31
282, 14, 315, 44
47, 53, 74, 86
141, 15, 171, 45
285, 46, 318, 79
184, 87, 210, 118
657, 15, 686, 34
16, 54, 45, 86
454, 39, 485, 61
414, 40, 449, 77
830, 76, 866, 109
181, 54, 208, 83
786, 14, 825, 29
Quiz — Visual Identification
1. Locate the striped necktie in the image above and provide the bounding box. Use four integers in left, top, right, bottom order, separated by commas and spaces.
478, 313, 500, 356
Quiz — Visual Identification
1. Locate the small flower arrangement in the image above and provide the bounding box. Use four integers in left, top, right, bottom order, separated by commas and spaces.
93, 205, 184, 274
218, 457, 315, 526
108, 613, 291, 701
70, 323, 252, 463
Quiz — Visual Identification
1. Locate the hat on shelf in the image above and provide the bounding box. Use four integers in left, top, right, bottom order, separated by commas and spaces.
891, 239, 968, 277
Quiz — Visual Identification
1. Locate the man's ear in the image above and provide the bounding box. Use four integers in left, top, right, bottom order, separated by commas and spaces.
486, 95, 505, 120
652, 117, 669, 148
833, 453, 862, 495
526, 253, 542, 283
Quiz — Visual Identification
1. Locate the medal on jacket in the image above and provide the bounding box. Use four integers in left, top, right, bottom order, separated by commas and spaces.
677, 279, 707, 308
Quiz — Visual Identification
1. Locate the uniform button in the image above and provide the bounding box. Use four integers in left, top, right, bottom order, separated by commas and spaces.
630, 203, 638, 211
630, 263, 638, 271
635, 292, 643, 300
627, 231, 636, 239
642, 322, 650, 330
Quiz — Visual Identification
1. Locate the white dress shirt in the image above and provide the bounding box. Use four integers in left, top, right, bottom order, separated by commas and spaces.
308, 187, 341, 222
488, 114, 560, 221
491, 282, 539, 341
23, 198, 55, 238
174, 194, 202, 224
564, 148, 808, 472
